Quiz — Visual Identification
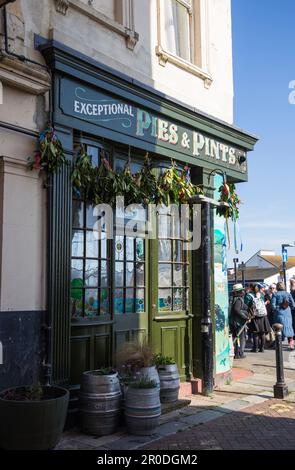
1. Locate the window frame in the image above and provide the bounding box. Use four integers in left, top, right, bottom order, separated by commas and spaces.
156, 0, 212, 87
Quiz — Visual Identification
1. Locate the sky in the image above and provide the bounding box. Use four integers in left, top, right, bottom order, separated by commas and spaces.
228, 0, 295, 265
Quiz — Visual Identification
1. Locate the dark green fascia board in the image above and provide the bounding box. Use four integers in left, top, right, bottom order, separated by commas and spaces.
36, 35, 258, 153
54, 110, 248, 182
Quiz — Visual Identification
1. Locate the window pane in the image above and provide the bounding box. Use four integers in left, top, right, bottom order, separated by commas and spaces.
85, 289, 99, 317
71, 293, 83, 319
159, 240, 171, 261
115, 236, 124, 260
173, 264, 183, 286
158, 264, 172, 287
114, 289, 124, 314
71, 259, 83, 282
126, 288, 134, 313
100, 288, 110, 315
86, 231, 98, 258
126, 237, 134, 260
158, 288, 172, 311
101, 261, 109, 287
136, 238, 145, 261
126, 262, 135, 287
115, 262, 124, 287
72, 200, 84, 228
136, 288, 145, 313
86, 203, 97, 229
158, 214, 171, 239
72, 230, 84, 257
85, 260, 99, 287
161, 0, 191, 62
136, 262, 145, 286
173, 288, 185, 311
173, 240, 183, 262
87, 146, 99, 167
101, 233, 107, 259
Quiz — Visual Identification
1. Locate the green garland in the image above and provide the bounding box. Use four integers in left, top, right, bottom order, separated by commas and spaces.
72, 148, 203, 206
27, 126, 67, 173
28, 127, 205, 206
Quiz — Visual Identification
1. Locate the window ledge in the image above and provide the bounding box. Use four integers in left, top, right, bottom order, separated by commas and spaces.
55, 0, 139, 51
156, 45, 213, 88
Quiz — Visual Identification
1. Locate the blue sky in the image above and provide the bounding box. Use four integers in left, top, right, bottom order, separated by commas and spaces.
228, 0, 295, 264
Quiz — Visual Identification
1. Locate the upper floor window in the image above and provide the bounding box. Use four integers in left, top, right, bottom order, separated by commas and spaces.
161, 0, 194, 63
157, 0, 212, 86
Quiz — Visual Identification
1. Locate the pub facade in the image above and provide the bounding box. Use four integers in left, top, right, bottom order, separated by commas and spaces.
0, 0, 257, 393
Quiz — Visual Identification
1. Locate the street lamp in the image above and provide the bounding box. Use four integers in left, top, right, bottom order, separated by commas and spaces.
233, 258, 239, 284
189, 169, 230, 396
281, 243, 295, 289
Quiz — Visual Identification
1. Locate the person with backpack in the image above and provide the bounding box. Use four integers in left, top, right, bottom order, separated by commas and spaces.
229, 284, 251, 359
246, 284, 271, 353
271, 282, 295, 350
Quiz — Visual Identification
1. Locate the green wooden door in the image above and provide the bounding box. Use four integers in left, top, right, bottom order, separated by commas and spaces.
150, 210, 193, 380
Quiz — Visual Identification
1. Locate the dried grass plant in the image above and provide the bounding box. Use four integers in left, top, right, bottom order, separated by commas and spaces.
115, 340, 154, 371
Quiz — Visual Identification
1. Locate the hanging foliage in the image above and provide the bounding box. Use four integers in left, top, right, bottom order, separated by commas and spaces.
216, 179, 241, 222
157, 162, 203, 205
71, 149, 203, 206
27, 126, 68, 173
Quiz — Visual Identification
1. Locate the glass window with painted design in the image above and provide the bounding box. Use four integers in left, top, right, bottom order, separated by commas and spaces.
71, 145, 111, 319
158, 212, 190, 312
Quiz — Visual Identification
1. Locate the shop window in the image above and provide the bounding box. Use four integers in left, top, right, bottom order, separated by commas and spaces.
71, 145, 111, 319
158, 211, 190, 312
156, 0, 212, 85
114, 235, 146, 314
71, 143, 146, 318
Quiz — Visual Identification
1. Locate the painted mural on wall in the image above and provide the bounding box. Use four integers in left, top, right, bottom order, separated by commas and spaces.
214, 175, 230, 374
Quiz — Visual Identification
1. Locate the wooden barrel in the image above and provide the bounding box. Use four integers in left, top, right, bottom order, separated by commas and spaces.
125, 387, 161, 436
138, 366, 160, 389
158, 364, 180, 403
79, 370, 122, 436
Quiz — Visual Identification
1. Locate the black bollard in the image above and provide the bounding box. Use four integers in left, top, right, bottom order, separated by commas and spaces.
273, 323, 289, 399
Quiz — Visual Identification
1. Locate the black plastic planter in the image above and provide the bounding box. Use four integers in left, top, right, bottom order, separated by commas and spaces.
0, 385, 69, 450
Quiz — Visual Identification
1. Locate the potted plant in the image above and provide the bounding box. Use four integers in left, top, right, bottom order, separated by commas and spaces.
154, 354, 180, 403
0, 384, 69, 450
79, 368, 122, 436
116, 340, 160, 390
125, 378, 161, 435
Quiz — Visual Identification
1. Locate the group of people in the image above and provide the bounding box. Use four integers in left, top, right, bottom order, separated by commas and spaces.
230, 280, 295, 359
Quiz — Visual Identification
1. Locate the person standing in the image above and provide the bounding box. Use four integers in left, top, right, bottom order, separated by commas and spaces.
246, 284, 271, 353
265, 283, 277, 327
229, 284, 250, 359
290, 279, 295, 340
271, 282, 295, 350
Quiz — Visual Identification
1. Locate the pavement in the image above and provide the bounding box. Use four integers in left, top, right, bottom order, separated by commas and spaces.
56, 341, 295, 450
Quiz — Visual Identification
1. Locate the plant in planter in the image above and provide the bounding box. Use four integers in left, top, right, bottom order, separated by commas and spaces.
0, 384, 69, 450
153, 354, 180, 403
79, 368, 122, 436
125, 378, 161, 436
116, 340, 160, 390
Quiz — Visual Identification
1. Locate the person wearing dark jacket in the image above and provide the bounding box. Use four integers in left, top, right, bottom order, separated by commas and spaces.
229, 284, 250, 359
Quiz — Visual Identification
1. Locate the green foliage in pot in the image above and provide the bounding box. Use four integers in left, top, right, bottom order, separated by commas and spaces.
153, 353, 176, 366
129, 378, 158, 389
